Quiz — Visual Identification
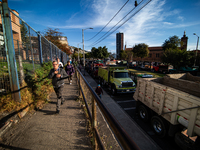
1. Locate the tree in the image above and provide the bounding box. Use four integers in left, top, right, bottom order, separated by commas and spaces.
120, 50, 128, 60
162, 35, 181, 51
91, 46, 109, 59
72, 52, 83, 60
132, 43, 149, 60
43, 28, 71, 55
161, 35, 195, 69
162, 48, 194, 69
21, 22, 32, 61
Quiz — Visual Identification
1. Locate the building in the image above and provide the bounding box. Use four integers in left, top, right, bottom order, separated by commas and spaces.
125, 31, 188, 65
58, 36, 68, 45
116, 32, 124, 59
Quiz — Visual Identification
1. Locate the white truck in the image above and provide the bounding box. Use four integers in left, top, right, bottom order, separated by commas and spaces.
133, 73, 200, 149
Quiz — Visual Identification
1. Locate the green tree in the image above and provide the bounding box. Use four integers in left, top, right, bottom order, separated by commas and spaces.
120, 50, 128, 60
162, 35, 181, 51
162, 48, 194, 69
72, 52, 83, 59
20, 22, 30, 47
132, 43, 149, 60
91, 46, 109, 59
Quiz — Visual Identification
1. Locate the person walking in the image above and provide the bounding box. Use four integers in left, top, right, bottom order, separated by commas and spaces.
57, 58, 63, 69
48, 60, 68, 114
95, 84, 103, 99
65, 60, 75, 85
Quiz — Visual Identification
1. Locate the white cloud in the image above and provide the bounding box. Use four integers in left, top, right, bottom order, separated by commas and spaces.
178, 16, 184, 21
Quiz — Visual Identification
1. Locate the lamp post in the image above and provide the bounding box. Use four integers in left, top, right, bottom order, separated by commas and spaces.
82, 27, 93, 75
193, 33, 199, 67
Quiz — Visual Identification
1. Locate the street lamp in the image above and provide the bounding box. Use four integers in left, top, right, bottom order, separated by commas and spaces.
82, 27, 93, 75
193, 33, 199, 67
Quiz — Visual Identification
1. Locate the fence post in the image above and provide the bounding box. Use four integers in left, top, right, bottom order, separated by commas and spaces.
28, 26, 35, 70
38, 33, 43, 65
92, 98, 97, 149
17, 40, 24, 85
1, 0, 21, 101
50, 43, 52, 61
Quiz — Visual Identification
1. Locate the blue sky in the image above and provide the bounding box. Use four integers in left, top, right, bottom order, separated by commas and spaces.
8, 0, 200, 53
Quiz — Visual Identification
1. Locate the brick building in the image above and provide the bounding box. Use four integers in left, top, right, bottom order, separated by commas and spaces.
125, 32, 188, 65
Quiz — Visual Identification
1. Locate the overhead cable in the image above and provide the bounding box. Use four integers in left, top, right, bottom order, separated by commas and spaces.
91, 0, 152, 47
85, 0, 129, 41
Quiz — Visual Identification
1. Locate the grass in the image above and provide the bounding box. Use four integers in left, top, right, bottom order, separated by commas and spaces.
128, 69, 165, 78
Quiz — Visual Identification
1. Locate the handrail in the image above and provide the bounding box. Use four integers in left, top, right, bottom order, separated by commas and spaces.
75, 66, 140, 150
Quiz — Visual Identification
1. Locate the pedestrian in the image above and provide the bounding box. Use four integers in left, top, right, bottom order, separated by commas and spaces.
95, 84, 103, 99
65, 60, 75, 85
48, 60, 68, 114
57, 58, 63, 69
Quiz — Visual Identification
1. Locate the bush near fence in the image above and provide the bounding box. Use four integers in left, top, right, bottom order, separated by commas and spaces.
0, 61, 53, 113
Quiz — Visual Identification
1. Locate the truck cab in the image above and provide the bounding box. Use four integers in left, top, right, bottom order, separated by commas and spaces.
98, 67, 136, 95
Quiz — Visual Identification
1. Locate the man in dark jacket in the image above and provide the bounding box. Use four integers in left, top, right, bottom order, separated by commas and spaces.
48, 60, 68, 114
95, 84, 103, 99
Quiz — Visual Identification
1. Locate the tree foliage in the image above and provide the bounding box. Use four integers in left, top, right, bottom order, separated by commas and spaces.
162, 48, 194, 69
90, 46, 109, 59
132, 43, 149, 59
162, 35, 181, 51
161, 35, 195, 69
20, 22, 30, 47
43, 28, 71, 55
120, 50, 128, 60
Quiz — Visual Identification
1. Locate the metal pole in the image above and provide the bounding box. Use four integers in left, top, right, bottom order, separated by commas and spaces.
78, 43, 79, 63
50, 43, 52, 61
29, 26, 35, 70
194, 35, 199, 66
92, 98, 97, 149
1, 0, 21, 101
82, 29, 85, 75
38, 33, 43, 64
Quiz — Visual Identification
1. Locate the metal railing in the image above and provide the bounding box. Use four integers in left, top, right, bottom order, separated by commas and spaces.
75, 66, 140, 150
0, 0, 68, 99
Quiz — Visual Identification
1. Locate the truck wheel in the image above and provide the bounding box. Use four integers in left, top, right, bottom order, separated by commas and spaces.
111, 86, 116, 95
151, 116, 167, 138
138, 105, 150, 122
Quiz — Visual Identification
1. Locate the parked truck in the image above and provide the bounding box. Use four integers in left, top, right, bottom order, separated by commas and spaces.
133, 73, 200, 149
98, 66, 136, 95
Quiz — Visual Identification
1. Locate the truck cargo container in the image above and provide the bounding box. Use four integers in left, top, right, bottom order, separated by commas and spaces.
133, 73, 200, 149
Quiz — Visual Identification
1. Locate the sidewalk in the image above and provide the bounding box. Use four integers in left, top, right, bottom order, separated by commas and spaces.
0, 76, 92, 150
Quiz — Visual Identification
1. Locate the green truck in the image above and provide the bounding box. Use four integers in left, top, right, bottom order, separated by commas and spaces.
98, 66, 136, 95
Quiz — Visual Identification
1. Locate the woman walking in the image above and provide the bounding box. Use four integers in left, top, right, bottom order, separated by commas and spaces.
65, 61, 75, 85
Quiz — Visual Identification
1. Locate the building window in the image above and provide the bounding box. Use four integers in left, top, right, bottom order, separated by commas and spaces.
149, 54, 152, 58
156, 53, 160, 58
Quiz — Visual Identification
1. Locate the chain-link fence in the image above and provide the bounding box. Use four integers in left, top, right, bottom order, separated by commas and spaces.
0, 2, 69, 97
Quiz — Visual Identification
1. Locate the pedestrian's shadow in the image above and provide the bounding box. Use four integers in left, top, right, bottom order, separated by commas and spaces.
47, 101, 57, 104
38, 109, 56, 115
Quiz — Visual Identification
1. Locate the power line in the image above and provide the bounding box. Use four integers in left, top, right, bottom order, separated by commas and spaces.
85, 0, 129, 41
90, 0, 144, 46
90, 0, 152, 47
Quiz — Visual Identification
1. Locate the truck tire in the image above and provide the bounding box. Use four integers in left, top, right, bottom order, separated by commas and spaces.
111, 85, 117, 95
138, 105, 150, 122
151, 116, 167, 138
